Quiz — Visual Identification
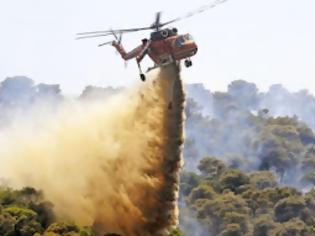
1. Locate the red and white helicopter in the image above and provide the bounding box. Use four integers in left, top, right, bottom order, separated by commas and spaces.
77, 0, 227, 81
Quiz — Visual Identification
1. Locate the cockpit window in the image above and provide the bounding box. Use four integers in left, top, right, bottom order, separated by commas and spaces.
175, 34, 194, 48
175, 36, 185, 47
184, 34, 193, 41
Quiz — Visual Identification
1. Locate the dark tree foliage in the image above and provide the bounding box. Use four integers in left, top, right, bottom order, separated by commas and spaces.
185, 81, 315, 190
198, 157, 227, 178
168, 228, 186, 236
253, 214, 276, 236
274, 197, 306, 222
271, 218, 309, 236
0, 187, 55, 234
187, 184, 216, 205
0, 187, 94, 236
180, 172, 202, 196
249, 171, 277, 190
180, 157, 315, 236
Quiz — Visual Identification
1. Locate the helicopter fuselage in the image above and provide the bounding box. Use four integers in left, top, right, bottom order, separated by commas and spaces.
112, 28, 198, 65
148, 28, 198, 65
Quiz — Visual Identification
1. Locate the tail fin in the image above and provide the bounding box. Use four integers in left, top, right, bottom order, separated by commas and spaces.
112, 41, 128, 59
97, 30, 122, 48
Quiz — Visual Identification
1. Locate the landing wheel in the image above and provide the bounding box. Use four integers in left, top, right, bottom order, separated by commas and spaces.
140, 74, 146, 82
184, 59, 192, 68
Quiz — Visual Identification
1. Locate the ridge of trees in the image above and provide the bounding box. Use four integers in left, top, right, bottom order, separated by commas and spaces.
180, 157, 315, 236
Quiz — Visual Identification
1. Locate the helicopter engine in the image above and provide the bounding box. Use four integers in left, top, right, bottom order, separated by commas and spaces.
150, 28, 178, 41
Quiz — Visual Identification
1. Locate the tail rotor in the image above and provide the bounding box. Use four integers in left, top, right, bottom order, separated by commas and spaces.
98, 30, 123, 47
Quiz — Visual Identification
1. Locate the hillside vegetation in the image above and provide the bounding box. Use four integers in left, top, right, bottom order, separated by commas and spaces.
180, 157, 315, 235
1, 77, 315, 235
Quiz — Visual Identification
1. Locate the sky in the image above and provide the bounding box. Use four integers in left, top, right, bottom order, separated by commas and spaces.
0, 0, 315, 95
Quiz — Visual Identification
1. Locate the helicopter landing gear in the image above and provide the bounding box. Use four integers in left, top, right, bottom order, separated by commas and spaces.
140, 73, 146, 81
137, 62, 146, 82
184, 59, 193, 68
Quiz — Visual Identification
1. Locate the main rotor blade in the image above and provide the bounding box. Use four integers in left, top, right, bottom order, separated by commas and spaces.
76, 33, 114, 40
154, 12, 162, 30
76, 0, 229, 40
77, 26, 153, 36
161, 0, 228, 27
76, 27, 154, 40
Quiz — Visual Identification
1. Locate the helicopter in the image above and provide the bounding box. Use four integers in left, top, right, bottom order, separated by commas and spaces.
76, 0, 228, 81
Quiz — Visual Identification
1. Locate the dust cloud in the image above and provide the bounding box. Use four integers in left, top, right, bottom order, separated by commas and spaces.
0, 64, 185, 236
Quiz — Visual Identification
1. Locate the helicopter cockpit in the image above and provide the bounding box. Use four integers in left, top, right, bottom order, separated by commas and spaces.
175, 34, 194, 48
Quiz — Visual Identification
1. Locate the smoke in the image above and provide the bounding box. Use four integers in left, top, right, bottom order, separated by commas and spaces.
0, 64, 184, 236
179, 200, 209, 236
180, 80, 315, 235
184, 80, 315, 187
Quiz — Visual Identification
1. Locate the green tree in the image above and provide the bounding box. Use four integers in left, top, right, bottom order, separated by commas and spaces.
0, 212, 15, 235
168, 228, 185, 236
44, 222, 93, 236
271, 218, 309, 236
197, 192, 250, 235
187, 184, 216, 205
3, 206, 42, 235
253, 214, 276, 236
219, 169, 250, 193
219, 224, 242, 236
180, 172, 201, 196
274, 197, 305, 222
249, 171, 277, 190
198, 157, 227, 178
0, 187, 19, 205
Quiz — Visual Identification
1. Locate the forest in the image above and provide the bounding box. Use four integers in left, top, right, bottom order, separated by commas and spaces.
180, 157, 315, 235
1, 77, 315, 235
180, 80, 315, 235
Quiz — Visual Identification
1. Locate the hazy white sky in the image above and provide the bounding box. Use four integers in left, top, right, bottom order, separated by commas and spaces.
1, 0, 315, 95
